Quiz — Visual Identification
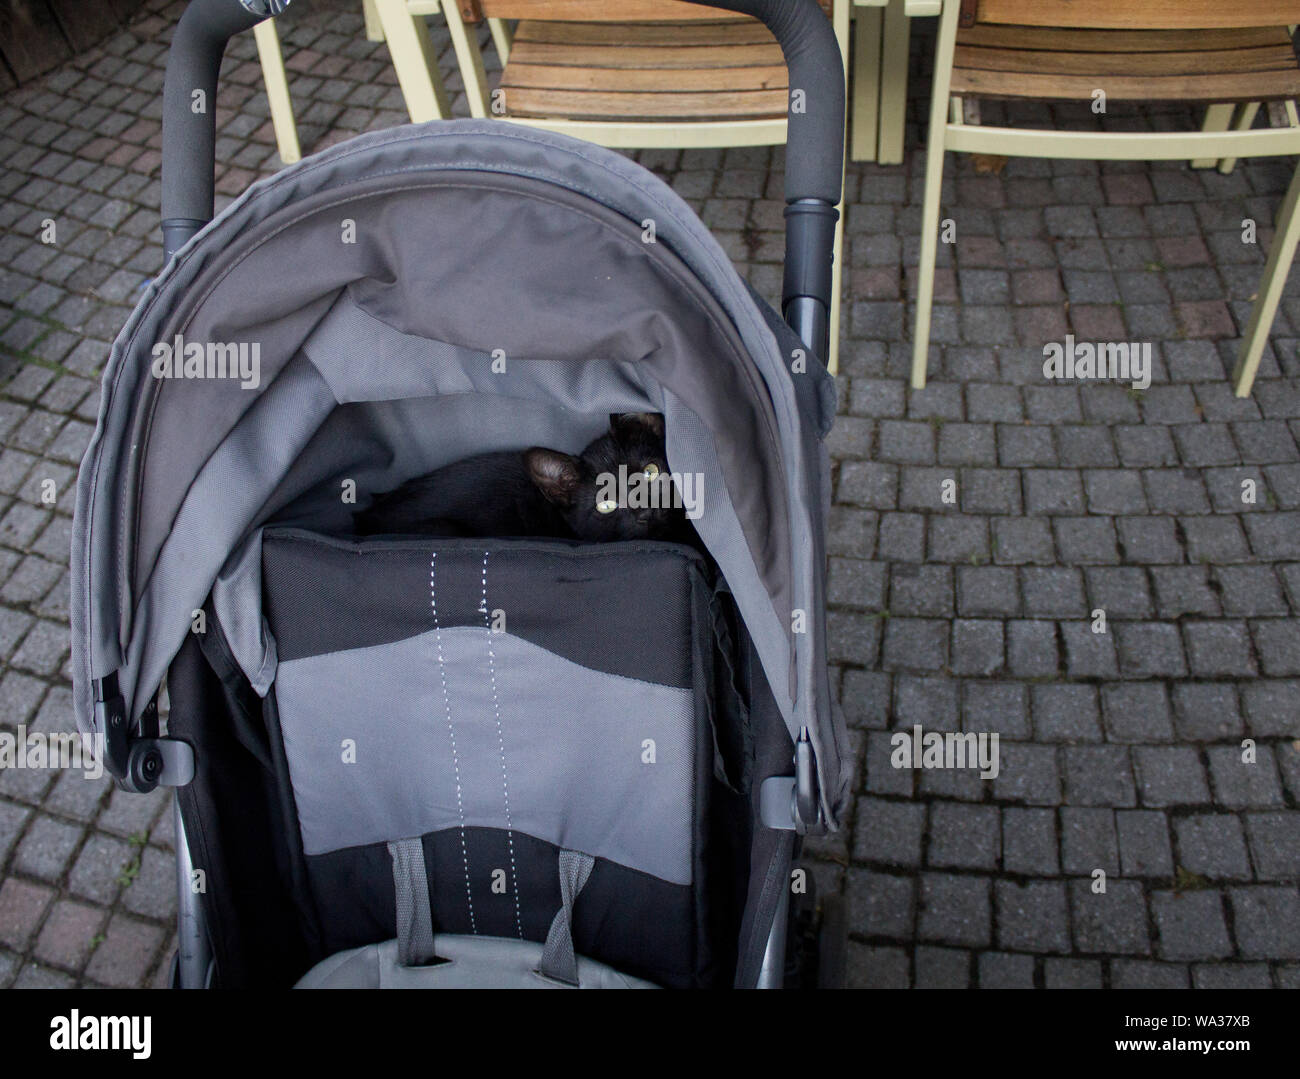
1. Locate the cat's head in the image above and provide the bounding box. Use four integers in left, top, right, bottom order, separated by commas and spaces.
525, 413, 682, 542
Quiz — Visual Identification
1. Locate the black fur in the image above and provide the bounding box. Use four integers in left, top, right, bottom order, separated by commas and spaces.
352, 413, 686, 542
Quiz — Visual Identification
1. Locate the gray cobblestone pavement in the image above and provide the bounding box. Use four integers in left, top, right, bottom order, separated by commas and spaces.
0, 1, 1297, 988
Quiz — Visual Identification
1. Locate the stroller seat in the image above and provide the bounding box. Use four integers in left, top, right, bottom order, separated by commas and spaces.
189, 528, 752, 988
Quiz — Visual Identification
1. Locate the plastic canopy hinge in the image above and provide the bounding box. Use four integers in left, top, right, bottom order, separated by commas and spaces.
794, 729, 827, 836
92, 672, 131, 784
759, 776, 797, 831
92, 674, 195, 793
759, 730, 827, 835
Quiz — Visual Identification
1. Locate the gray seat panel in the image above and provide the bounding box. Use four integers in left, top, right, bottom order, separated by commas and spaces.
275, 626, 696, 884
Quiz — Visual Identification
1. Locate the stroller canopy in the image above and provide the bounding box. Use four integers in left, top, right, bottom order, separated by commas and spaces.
71, 120, 852, 825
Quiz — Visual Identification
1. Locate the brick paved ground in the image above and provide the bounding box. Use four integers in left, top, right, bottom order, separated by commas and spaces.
1, 1, 1297, 989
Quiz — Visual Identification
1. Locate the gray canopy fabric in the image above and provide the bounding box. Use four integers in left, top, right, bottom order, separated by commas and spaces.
70, 119, 853, 826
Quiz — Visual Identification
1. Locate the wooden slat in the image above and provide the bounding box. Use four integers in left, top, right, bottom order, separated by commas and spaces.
503, 60, 787, 91
499, 13, 795, 122
494, 8, 837, 124
957, 25, 1289, 53
499, 85, 788, 119
482, 1, 755, 21
950, 66, 1300, 103
513, 19, 774, 46
952, 21, 1300, 103
510, 39, 784, 69
483, 0, 833, 21
975, 0, 1300, 31
954, 43, 1300, 78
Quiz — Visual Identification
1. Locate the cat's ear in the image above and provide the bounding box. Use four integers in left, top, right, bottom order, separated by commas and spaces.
609, 412, 665, 439
525, 448, 582, 506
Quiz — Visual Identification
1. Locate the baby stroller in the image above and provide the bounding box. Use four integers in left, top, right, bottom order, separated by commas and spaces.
70, 0, 853, 988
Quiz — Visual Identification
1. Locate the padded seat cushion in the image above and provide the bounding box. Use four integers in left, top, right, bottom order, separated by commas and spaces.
256, 528, 749, 989
295, 936, 658, 989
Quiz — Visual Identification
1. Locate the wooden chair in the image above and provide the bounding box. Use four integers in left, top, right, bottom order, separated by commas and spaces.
911, 0, 1300, 396
383, 0, 851, 371
252, 0, 440, 165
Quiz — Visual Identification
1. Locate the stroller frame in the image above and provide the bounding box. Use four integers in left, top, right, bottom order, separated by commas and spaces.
92, 0, 846, 990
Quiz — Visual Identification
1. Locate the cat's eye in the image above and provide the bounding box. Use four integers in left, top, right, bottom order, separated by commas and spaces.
596, 499, 618, 514
643, 463, 660, 479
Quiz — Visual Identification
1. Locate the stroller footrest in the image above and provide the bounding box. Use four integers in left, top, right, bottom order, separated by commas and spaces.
294, 936, 658, 989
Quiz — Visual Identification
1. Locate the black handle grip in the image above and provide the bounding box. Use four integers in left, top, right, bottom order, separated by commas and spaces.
161, 0, 270, 260
682, 0, 844, 207
683, 0, 843, 361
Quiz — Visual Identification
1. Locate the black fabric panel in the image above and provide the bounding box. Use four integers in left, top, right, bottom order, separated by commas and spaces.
577, 860, 697, 989
689, 568, 745, 989
257, 683, 327, 956
301, 842, 396, 958
262, 529, 705, 689
750, 280, 836, 438
419, 827, 557, 942
734, 629, 800, 988
167, 631, 314, 988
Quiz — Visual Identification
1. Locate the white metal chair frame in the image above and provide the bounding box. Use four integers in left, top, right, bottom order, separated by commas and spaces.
911, 0, 1300, 396
251, 0, 458, 165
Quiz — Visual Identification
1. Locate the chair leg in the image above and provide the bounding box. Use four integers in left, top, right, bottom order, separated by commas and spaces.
362, 0, 385, 42
849, 5, 881, 163
877, 0, 909, 166
829, 198, 845, 373
1232, 159, 1300, 396
253, 19, 301, 165
912, 123, 945, 389
374, 0, 451, 122
826, 0, 849, 370
1218, 102, 1261, 175
1191, 103, 1235, 169
442, 0, 491, 119
909, 0, 959, 389
488, 17, 513, 62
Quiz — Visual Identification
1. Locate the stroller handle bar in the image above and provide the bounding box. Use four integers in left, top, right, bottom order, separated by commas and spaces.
681, 0, 845, 362
160, 0, 843, 357
160, 0, 267, 261
682, 0, 844, 207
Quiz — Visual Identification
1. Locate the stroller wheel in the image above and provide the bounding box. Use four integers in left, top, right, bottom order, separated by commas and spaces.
815, 892, 848, 989
783, 866, 849, 989
783, 864, 820, 989
168, 948, 216, 989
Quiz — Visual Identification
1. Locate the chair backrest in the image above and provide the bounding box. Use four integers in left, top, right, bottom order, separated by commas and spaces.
963, 0, 1300, 31
479, 0, 832, 21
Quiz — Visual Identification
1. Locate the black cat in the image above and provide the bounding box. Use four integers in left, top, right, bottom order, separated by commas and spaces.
353, 413, 685, 542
